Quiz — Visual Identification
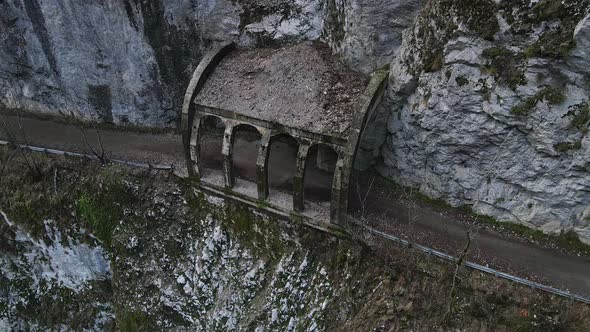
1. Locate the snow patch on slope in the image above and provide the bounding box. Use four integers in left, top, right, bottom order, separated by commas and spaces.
0, 211, 111, 291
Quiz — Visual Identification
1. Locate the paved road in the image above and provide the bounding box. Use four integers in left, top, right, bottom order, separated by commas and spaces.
0, 114, 185, 171
348, 181, 590, 297
1, 114, 589, 297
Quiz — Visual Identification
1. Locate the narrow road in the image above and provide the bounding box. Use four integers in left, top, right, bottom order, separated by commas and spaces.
0, 114, 184, 171
349, 183, 590, 297
1, 114, 589, 298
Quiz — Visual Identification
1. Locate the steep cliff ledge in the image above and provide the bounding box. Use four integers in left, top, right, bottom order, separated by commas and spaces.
1, 148, 589, 330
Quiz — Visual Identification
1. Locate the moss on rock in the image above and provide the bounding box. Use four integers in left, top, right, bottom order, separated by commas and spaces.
554, 141, 582, 153
501, 0, 590, 59
564, 102, 590, 135
511, 86, 565, 116
482, 47, 527, 90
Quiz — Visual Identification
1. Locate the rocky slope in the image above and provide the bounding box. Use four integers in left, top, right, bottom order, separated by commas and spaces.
1, 151, 589, 331
1, 1, 589, 241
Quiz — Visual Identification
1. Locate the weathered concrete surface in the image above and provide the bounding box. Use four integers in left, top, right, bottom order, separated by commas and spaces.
195, 42, 368, 138
188, 46, 388, 225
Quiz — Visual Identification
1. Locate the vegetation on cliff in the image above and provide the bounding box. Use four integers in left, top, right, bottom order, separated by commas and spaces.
1, 147, 590, 330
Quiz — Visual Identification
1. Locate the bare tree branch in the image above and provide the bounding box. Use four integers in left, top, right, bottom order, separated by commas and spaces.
0, 111, 43, 179
62, 107, 108, 164
356, 175, 375, 223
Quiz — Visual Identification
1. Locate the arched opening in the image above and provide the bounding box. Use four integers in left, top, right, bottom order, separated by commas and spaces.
268, 133, 299, 194
304, 144, 338, 203
198, 115, 225, 175
231, 124, 261, 183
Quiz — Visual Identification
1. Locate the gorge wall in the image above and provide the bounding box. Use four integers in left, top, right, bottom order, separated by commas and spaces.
0, 0, 417, 126
380, 1, 590, 243
1, 0, 589, 242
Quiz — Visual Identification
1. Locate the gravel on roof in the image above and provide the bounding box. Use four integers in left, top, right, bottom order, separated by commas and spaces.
195, 41, 369, 138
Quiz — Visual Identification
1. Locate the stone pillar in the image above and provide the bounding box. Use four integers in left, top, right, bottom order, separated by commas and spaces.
256, 130, 272, 200
293, 143, 310, 212
222, 124, 235, 188
330, 157, 346, 225
188, 115, 202, 179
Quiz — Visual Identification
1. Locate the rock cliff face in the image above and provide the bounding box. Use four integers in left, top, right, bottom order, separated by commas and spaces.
0, 0, 413, 126
0, 0, 201, 126
1, 0, 589, 240
379, 1, 590, 243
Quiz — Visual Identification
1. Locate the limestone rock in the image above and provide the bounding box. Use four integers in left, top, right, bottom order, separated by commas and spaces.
379, 1, 590, 243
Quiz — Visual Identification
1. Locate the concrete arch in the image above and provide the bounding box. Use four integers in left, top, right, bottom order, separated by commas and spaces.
182, 42, 389, 228
231, 122, 263, 136
333, 68, 390, 224
270, 131, 300, 140
182, 42, 235, 178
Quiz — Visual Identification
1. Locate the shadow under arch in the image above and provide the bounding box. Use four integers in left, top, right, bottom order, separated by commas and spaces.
198, 115, 225, 174
231, 123, 262, 183
267, 132, 299, 195
303, 144, 339, 204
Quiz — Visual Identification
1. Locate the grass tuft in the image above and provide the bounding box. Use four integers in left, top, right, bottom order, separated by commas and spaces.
511, 86, 565, 116
482, 47, 527, 90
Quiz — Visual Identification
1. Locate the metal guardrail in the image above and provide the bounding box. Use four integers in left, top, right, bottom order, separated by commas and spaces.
0, 140, 175, 171
354, 220, 590, 305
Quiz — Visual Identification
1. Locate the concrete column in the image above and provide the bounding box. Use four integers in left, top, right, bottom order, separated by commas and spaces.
330, 157, 346, 225
188, 115, 202, 179
293, 143, 310, 212
256, 129, 272, 200
222, 124, 235, 188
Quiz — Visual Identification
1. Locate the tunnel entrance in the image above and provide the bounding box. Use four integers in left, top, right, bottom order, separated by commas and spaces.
182, 41, 389, 227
